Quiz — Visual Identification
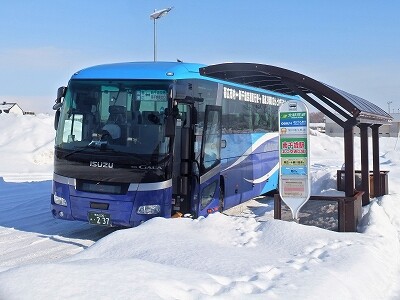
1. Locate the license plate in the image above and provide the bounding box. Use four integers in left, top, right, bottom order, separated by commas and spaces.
88, 212, 112, 226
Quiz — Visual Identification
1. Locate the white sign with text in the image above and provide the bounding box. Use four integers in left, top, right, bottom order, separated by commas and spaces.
278, 100, 311, 220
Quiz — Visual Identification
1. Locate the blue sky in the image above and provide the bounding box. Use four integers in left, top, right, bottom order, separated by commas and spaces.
0, 0, 399, 113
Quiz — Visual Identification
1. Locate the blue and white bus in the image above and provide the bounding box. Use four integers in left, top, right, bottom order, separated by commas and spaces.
51, 61, 297, 227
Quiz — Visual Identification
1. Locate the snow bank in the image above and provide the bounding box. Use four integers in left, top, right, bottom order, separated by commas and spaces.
0, 113, 54, 181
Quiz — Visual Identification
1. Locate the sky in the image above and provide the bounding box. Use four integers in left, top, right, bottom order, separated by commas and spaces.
0, 0, 399, 113
0, 113, 400, 299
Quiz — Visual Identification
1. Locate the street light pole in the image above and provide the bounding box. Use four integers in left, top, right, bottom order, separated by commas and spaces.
387, 101, 393, 113
150, 7, 173, 62
153, 17, 156, 61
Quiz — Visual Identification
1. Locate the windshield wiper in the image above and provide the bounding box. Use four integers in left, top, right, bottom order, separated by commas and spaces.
88, 140, 108, 148
62, 143, 96, 159
155, 153, 171, 164
62, 139, 117, 159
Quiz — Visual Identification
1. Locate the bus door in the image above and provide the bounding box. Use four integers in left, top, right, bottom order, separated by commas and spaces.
197, 105, 222, 216
171, 103, 195, 216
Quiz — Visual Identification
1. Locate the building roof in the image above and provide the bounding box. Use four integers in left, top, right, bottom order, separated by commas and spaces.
0, 102, 16, 111
0, 102, 24, 114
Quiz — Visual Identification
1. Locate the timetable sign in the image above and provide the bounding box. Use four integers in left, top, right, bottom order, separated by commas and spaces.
278, 100, 310, 220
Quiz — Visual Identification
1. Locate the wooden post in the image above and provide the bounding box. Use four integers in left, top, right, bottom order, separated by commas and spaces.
343, 124, 355, 197
371, 125, 381, 196
359, 124, 370, 205
274, 194, 281, 219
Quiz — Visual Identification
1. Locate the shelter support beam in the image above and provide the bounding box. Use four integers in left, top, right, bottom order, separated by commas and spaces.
312, 92, 354, 121
343, 124, 355, 197
371, 124, 381, 196
358, 124, 370, 205
282, 80, 346, 127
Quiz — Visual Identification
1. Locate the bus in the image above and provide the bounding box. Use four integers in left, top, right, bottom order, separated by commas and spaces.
51, 61, 298, 227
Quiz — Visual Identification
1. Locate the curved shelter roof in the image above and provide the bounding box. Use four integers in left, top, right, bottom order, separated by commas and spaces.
199, 63, 391, 126
201, 62, 392, 217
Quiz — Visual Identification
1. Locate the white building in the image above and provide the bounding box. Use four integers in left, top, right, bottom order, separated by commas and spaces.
309, 122, 325, 133
325, 113, 399, 137
0, 102, 24, 115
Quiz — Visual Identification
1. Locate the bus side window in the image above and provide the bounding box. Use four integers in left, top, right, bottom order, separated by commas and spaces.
201, 107, 222, 173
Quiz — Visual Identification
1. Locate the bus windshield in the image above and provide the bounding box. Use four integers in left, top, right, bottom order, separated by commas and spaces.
55, 80, 172, 160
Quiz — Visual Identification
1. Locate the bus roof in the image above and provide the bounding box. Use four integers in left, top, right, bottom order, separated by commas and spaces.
71, 61, 298, 100
72, 61, 206, 80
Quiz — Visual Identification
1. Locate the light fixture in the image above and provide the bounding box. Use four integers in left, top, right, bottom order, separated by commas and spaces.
150, 7, 173, 61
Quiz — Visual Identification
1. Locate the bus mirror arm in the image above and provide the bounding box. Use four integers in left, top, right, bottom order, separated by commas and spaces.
54, 110, 60, 130
165, 104, 180, 137
172, 105, 180, 118
53, 102, 62, 110
165, 115, 175, 137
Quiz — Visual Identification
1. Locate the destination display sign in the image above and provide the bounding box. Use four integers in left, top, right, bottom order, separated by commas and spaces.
278, 100, 310, 221
136, 90, 167, 101
223, 86, 285, 106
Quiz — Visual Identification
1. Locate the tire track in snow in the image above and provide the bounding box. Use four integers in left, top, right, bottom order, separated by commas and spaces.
0, 180, 118, 268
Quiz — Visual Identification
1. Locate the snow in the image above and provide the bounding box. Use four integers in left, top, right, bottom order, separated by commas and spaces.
0, 114, 400, 299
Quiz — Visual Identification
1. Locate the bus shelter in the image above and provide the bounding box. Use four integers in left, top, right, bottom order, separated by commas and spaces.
200, 63, 392, 231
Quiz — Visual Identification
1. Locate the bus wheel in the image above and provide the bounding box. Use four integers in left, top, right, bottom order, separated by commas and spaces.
218, 185, 224, 212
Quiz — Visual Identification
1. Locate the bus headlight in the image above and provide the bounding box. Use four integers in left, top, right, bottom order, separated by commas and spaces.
137, 205, 160, 215
53, 194, 67, 207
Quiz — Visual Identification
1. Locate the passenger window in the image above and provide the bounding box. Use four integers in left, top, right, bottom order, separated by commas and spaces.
201, 106, 222, 174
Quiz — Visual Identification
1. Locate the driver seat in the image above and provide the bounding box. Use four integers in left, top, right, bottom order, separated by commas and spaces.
103, 105, 127, 144
108, 105, 127, 124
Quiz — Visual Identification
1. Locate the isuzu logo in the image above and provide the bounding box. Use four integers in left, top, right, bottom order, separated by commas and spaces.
89, 161, 114, 168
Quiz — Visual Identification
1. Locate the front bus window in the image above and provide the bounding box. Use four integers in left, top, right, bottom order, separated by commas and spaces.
55, 80, 172, 161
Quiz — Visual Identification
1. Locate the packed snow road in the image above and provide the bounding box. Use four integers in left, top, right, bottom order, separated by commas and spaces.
0, 176, 273, 271
0, 178, 117, 270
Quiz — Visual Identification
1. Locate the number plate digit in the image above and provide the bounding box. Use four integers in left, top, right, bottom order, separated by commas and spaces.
88, 212, 112, 226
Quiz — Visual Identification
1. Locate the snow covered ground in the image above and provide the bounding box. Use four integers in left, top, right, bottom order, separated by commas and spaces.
0, 113, 399, 299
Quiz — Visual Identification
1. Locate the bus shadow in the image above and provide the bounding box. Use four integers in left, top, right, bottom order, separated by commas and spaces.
244, 197, 275, 218
224, 196, 275, 219
0, 177, 119, 242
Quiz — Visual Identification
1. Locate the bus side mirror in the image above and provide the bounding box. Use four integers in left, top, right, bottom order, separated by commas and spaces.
53, 86, 66, 130
57, 86, 66, 100
174, 84, 188, 100
169, 83, 188, 101
53, 86, 66, 110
